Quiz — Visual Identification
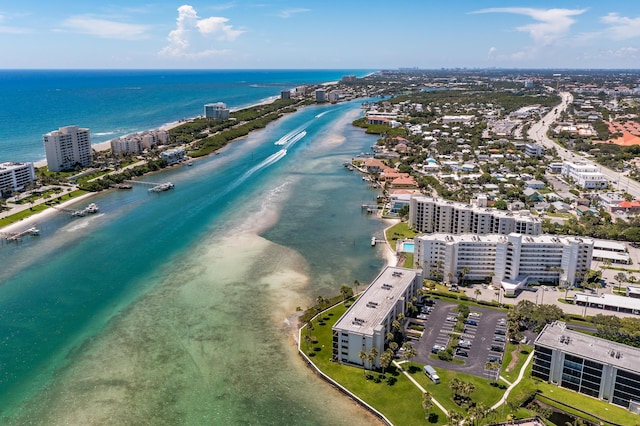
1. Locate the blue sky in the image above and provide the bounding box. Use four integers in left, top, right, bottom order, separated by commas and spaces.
2, 1, 640, 69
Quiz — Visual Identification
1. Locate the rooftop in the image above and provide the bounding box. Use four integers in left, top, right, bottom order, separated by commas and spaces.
333, 266, 419, 335
535, 321, 640, 374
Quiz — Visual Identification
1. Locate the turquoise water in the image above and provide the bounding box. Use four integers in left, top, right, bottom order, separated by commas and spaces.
0, 99, 388, 424
0, 69, 372, 162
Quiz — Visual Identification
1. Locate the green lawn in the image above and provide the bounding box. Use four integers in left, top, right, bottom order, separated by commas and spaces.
405, 363, 505, 415
536, 382, 640, 426
303, 305, 447, 425
305, 302, 518, 425
501, 344, 532, 383
385, 222, 417, 252
0, 190, 88, 228
0, 204, 49, 227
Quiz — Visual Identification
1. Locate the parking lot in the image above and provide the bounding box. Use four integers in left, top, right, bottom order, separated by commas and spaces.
411, 301, 508, 378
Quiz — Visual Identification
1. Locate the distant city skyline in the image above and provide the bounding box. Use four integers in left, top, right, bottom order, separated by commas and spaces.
2, 1, 640, 69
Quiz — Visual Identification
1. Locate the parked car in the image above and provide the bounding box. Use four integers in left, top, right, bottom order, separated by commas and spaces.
490, 344, 504, 352
495, 329, 506, 335
432, 345, 446, 354
458, 340, 472, 349
465, 320, 478, 326
417, 314, 428, 320
494, 336, 506, 342
488, 356, 502, 364
455, 349, 469, 357
497, 318, 506, 326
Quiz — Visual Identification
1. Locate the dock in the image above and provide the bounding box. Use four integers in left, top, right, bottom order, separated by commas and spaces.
2, 227, 40, 242
124, 180, 175, 193
51, 203, 99, 217
370, 236, 386, 246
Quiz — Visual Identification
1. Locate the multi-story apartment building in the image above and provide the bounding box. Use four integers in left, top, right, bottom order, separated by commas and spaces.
43, 125, 92, 172
204, 102, 230, 120
415, 233, 593, 293
409, 197, 542, 236
533, 321, 640, 411
561, 161, 608, 189
332, 267, 422, 368
0, 162, 35, 195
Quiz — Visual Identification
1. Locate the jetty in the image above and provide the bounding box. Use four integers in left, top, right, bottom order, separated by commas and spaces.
370, 236, 385, 247
2, 227, 40, 242
52, 203, 99, 217
124, 180, 175, 193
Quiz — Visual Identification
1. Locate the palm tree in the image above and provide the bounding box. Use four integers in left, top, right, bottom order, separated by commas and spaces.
340, 285, 352, 301
358, 350, 368, 377
379, 349, 393, 376
422, 392, 433, 420
448, 411, 464, 426
614, 272, 627, 294
401, 342, 417, 363
368, 347, 379, 370
353, 279, 360, 295
449, 377, 462, 400
474, 288, 482, 301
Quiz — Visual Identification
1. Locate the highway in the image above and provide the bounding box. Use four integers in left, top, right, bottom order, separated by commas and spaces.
527, 91, 640, 199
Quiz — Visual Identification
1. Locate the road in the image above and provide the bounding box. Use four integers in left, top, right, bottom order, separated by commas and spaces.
527, 91, 640, 199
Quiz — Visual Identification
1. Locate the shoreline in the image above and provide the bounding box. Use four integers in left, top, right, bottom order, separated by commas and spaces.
10, 94, 311, 233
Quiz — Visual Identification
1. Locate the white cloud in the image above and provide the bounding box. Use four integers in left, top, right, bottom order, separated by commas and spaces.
472, 7, 586, 45
62, 15, 149, 40
160, 5, 243, 58
601, 13, 640, 40
0, 12, 31, 34
278, 8, 311, 19
197, 16, 243, 40
488, 47, 497, 58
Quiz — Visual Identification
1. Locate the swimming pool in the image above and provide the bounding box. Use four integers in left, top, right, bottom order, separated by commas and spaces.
403, 242, 415, 253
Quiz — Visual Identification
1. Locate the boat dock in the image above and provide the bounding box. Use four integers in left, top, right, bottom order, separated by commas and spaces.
370, 236, 386, 246
361, 204, 379, 214
2, 227, 40, 242
52, 203, 99, 217
124, 180, 175, 192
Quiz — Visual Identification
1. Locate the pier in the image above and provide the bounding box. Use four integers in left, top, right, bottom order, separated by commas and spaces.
2, 227, 40, 242
370, 236, 386, 246
51, 203, 99, 217
124, 180, 175, 192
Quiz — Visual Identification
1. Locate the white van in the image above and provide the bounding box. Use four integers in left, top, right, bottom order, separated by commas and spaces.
423, 365, 440, 384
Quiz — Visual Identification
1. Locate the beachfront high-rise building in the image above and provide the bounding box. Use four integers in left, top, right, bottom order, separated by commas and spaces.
204, 102, 230, 120
332, 266, 422, 369
409, 196, 542, 236
415, 232, 593, 293
43, 125, 92, 172
0, 162, 35, 196
315, 89, 326, 102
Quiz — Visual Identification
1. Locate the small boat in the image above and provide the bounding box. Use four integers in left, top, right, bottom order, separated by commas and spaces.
85, 203, 99, 214
30, 227, 40, 236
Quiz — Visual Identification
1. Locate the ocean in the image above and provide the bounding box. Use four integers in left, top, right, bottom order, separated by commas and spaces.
0, 69, 368, 163
0, 70, 389, 424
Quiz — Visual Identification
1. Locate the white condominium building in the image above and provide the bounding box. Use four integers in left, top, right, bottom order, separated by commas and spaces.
0, 162, 35, 194
415, 232, 593, 294
561, 161, 608, 189
332, 267, 423, 368
409, 196, 541, 236
204, 102, 230, 120
43, 125, 92, 172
